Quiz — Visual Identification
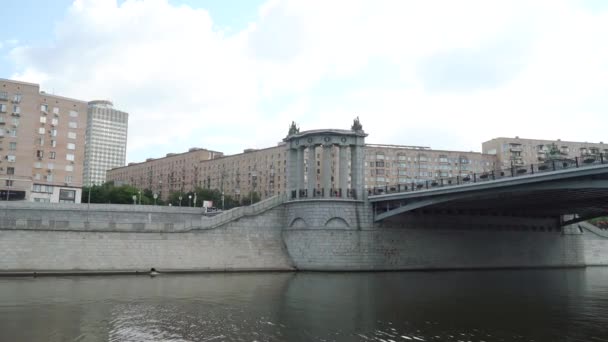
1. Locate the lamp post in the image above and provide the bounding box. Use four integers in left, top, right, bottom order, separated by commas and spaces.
221, 191, 225, 211
188, 194, 192, 207
132, 195, 137, 205
138, 190, 142, 205
5, 176, 11, 201
153, 193, 158, 205
178, 195, 182, 207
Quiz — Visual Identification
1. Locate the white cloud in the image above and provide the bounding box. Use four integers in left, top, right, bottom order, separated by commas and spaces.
8, 0, 608, 162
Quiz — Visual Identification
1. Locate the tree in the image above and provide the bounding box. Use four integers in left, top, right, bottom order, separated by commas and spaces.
241, 191, 261, 206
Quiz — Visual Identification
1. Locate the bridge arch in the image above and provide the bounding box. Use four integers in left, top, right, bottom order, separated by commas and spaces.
324, 217, 350, 228
289, 218, 308, 228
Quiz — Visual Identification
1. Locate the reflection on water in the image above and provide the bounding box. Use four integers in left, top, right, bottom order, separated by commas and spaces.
1, 269, 608, 341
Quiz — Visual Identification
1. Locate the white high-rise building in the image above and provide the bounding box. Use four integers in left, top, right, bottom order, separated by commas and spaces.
84, 100, 128, 186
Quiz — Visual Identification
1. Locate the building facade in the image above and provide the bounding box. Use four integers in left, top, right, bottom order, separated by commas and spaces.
483, 137, 608, 168
107, 148, 223, 200
364, 144, 497, 189
83, 100, 129, 186
0, 79, 88, 203
107, 133, 498, 202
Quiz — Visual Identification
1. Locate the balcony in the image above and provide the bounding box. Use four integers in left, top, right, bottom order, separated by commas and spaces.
509, 146, 523, 152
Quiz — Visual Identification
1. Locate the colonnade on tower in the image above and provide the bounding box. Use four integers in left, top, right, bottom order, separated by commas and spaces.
284, 124, 367, 200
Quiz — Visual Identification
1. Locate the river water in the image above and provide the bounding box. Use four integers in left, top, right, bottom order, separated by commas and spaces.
1, 268, 608, 342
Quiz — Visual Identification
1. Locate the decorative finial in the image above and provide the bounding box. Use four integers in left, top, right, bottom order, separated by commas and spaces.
288, 121, 300, 135
351, 116, 363, 131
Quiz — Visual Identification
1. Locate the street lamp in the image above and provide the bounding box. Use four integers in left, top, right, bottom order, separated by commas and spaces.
221, 191, 225, 210
178, 195, 182, 207
132, 195, 137, 205
250, 171, 257, 205
153, 193, 158, 205
138, 190, 142, 205
188, 194, 192, 207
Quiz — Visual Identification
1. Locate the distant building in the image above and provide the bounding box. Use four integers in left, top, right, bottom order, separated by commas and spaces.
83, 100, 128, 186
0, 78, 88, 203
483, 137, 608, 168
107, 148, 224, 200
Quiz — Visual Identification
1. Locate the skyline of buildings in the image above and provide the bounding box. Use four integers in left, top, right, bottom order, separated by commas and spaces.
0, 78, 129, 203
1, 75, 606, 204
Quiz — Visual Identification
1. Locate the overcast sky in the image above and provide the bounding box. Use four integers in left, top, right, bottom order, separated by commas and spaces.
2, 0, 608, 162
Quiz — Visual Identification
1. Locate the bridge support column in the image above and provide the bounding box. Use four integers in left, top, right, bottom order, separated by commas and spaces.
288, 148, 297, 199
351, 144, 364, 199
339, 145, 348, 198
296, 147, 304, 198
307, 145, 317, 197
322, 144, 332, 197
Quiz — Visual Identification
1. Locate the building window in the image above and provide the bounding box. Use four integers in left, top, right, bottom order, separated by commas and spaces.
66, 154, 75, 161
50, 129, 57, 136
53, 107, 59, 115
7, 167, 15, 175
13, 105, 20, 114
51, 140, 57, 147
40, 116, 47, 123
36, 150, 44, 158
41, 104, 48, 112
34, 173, 41, 180
65, 165, 74, 172
69, 110, 78, 117
376, 153, 385, 160
9, 142, 16, 150
51, 118, 58, 126
68, 121, 77, 129
34, 162, 42, 169
65, 175, 73, 183
5, 180, 14, 186
49, 151, 56, 159
67, 143, 75, 150
13, 94, 22, 103
9, 129, 17, 137
0, 104, 6, 112
46, 174, 53, 182
38, 127, 45, 134
59, 189, 76, 203
68, 132, 76, 139
7, 155, 16, 162
48, 163, 54, 170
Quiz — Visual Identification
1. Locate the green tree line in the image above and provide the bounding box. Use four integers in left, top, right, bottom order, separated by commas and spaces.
81, 182, 260, 209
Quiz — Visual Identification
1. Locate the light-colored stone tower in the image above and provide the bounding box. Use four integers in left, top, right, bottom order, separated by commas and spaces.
283, 120, 367, 200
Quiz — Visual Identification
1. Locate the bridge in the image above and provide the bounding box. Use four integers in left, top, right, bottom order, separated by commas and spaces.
369, 161, 608, 225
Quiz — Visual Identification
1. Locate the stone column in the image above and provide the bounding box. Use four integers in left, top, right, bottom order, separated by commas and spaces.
296, 147, 304, 198
287, 147, 297, 199
322, 144, 332, 197
307, 145, 316, 197
339, 145, 348, 198
351, 143, 364, 199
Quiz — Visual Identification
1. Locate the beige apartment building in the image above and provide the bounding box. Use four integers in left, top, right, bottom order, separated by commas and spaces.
107, 138, 498, 202
364, 144, 497, 189
107, 148, 223, 199
0, 79, 88, 203
483, 137, 608, 168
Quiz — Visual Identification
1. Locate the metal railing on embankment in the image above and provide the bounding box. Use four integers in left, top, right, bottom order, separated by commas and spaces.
198, 194, 286, 229
368, 153, 608, 196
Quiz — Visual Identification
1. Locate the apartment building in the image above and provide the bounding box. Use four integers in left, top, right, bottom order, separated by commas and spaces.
483, 137, 608, 168
364, 144, 497, 189
107, 148, 223, 199
0, 79, 87, 203
83, 100, 129, 186
107, 138, 498, 201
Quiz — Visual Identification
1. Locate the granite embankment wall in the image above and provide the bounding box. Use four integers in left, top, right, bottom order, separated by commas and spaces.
0, 200, 294, 273
579, 221, 608, 266
282, 201, 589, 270
1, 199, 607, 273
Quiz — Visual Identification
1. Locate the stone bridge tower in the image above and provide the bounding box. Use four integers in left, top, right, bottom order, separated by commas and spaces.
283, 126, 367, 200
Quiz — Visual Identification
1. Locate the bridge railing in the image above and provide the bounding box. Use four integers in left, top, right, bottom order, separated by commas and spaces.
288, 188, 358, 200
368, 153, 608, 196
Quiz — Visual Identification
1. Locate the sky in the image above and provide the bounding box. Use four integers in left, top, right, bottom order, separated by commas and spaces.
2, 0, 608, 163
